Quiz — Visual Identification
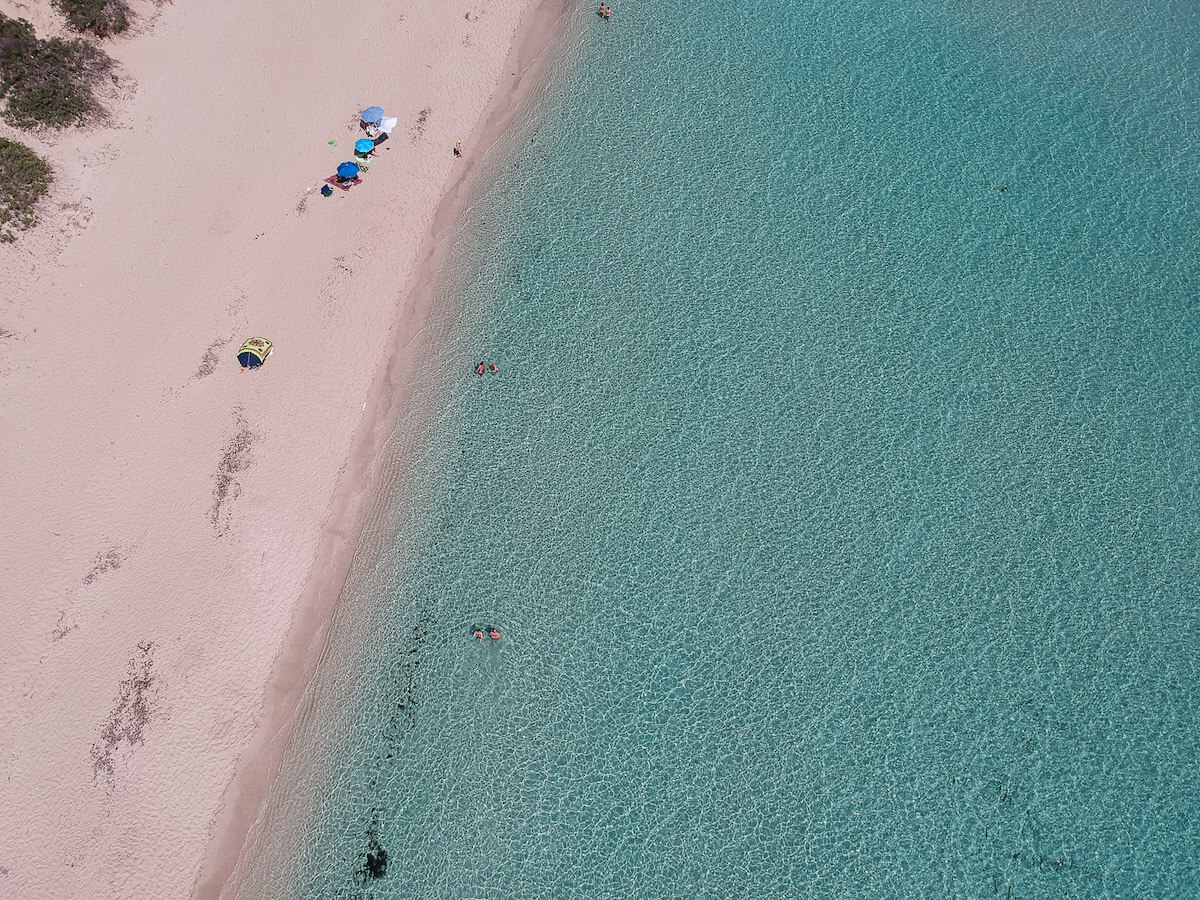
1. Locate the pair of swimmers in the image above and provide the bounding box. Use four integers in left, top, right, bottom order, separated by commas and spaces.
473, 626, 502, 641
475, 361, 499, 376
598, 4, 612, 19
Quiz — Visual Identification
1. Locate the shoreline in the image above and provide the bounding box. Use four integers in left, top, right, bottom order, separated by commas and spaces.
193, 1, 573, 897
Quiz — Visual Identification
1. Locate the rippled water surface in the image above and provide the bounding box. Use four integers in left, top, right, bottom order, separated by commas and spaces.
236, 1, 1199, 897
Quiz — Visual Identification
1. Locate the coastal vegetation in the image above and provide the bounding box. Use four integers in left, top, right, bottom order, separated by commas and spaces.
0, 12, 113, 128
54, 0, 132, 38
0, 137, 53, 242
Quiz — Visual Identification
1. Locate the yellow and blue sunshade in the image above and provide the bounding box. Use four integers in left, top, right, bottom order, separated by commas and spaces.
237, 337, 273, 369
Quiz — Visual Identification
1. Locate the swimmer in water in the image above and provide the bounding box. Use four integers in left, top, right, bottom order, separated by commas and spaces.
472, 627, 484, 640
475, 362, 486, 376
488, 627, 501, 641
488, 362, 498, 373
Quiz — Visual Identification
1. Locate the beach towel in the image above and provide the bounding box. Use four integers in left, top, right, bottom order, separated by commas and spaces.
324, 176, 362, 191
380, 116, 398, 134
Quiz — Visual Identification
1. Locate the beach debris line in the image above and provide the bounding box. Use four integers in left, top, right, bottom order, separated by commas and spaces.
194, 335, 231, 379
82, 543, 125, 586
413, 106, 430, 142
209, 409, 255, 535
236, 337, 273, 369
89, 641, 157, 792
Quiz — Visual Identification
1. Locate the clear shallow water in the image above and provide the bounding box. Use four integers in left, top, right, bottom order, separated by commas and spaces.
236, 1, 1199, 897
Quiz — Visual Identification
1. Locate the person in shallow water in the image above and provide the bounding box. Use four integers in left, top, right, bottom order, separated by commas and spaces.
488, 627, 501, 640
472, 628, 484, 640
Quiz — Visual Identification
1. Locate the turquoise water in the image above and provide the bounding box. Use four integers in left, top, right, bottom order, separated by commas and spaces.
236, 1, 1200, 897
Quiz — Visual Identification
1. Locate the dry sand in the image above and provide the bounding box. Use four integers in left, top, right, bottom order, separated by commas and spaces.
0, 0, 568, 896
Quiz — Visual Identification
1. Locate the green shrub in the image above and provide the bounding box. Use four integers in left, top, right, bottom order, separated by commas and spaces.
0, 13, 113, 128
0, 13, 38, 73
54, 0, 131, 38
0, 137, 53, 242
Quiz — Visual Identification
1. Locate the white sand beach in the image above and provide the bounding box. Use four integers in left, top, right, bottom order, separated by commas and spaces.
0, 0, 566, 896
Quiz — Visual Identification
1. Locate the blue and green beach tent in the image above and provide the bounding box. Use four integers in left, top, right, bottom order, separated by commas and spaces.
237, 337, 273, 369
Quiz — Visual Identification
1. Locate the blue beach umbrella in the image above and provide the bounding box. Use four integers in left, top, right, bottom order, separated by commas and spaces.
337, 161, 360, 179
354, 138, 375, 154
361, 106, 384, 124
